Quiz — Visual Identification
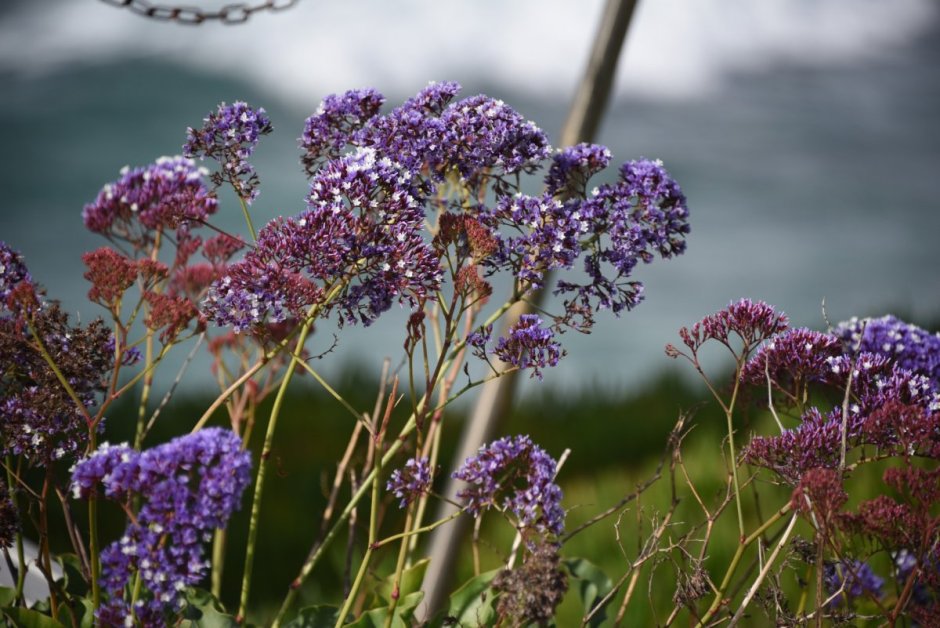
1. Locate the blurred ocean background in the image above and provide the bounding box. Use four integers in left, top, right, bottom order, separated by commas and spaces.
1, 0, 939, 397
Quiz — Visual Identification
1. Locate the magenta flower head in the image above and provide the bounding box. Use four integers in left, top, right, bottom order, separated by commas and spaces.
82, 156, 217, 245
71, 428, 251, 626
386, 456, 432, 508
740, 328, 843, 391
205, 147, 442, 331
184, 101, 272, 203
493, 314, 563, 380
675, 298, 789, 355
453, 435, 565, 536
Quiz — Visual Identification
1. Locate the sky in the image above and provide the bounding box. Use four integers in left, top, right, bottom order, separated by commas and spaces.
1, 0, 936, 103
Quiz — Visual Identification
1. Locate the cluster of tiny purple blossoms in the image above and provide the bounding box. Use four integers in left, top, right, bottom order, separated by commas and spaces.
467, 315, 562, 380
82, 156, 218, 247
1, 242, 114, 466
673, 299, 940, 615
205, 147, 442, 329
200, 82, 688, 379
184, 100, 273, 203
824, 559, 884, 607
71, 428, 251, 627
386, 456, 433, 508
670, 299, 940, 482
450, 434, 564, 536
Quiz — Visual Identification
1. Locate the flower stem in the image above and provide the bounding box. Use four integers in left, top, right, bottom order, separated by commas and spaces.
237, 316, 315, 620
238, 195, 258, 243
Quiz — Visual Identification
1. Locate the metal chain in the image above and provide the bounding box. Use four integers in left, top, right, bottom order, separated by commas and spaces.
98, 0, 299, 25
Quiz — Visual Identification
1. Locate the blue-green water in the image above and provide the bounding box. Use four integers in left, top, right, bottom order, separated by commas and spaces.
2, 2, 939, 395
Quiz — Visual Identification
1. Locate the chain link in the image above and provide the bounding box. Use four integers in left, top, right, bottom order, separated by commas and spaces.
98, 0, 299, 25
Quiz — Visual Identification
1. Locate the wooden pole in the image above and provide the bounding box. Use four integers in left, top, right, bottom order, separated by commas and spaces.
418, 0, 640, 618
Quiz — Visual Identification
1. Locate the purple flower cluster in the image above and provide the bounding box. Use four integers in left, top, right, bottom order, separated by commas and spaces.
0, 242, 31, 307
205, 148, 442, 330
491, 314, 563, 380
488, 194, 591, 289
209, 83, 688, 347
544, 143, 611, 197
824, 559, 884, 607
82, 156, 217, 246
835, 315, 940, 389
452, 435, 564, 536
300, 88, 386, 173
184, 101, 272, 203
674, 299, 789, 355
745, 352, 940, 481
71, 428, 251, 627
1, 248, 113, 465
317, 81, 551, 189
739, 328, 843, 396
386, 456, 432, 508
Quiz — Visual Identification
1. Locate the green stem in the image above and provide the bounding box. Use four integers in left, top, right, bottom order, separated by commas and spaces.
237, 316, 315, 620
336, 431, 384, 628
384, 508, 414, 628
133, 327, 155, 450
88, 432, 101, 611
697, 502, 791, 627
724, 368, 745, 539
5, 457, 26, 604
238, 195, 258, 242
271, 415, 418, 628
212, 528, 226, 600
373, 509, 463, 551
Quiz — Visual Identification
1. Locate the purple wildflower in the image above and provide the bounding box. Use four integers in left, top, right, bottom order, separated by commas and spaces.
676, 299, 789, 355
553, 159, 690, 319
545, 143, 611, 197
0, 298, 112, 466
0, 242, 31, 307
894, 549, 935, 607
745, 408, 844, 483
467, 324, 493, 362
71, 428, 251, 627
82, 156, 217, 245
184, 101, 272, 203
300, 88, 385, 173
835, 315, 940, 389
824, 559, 884, 607
386, 457, 432, 508
452, 434, 565, 536
740, 328, 843, 394
437, 94, 551, 187
489, 194, 591, 289
205, 148, 442, 331
493, 315, 563, 380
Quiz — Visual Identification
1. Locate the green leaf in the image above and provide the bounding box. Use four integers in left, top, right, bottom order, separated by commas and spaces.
2, 607, 65, 628
374, 558, 429, 605
565, 557, 613, 628
346, 591, 424, 628
281, 605, 341, 628
425, 568, 499, 628
55, 554, 89, 598
0, 585, 17, 607
179, 588, 239, 628
72, 597, 96, 628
